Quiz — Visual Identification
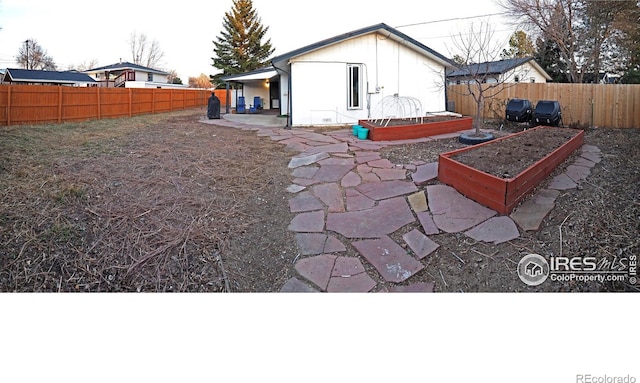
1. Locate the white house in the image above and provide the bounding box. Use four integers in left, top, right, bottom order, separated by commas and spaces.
222, 23, 456, 127
83, 61, 186, 89
447, 57, 552, 85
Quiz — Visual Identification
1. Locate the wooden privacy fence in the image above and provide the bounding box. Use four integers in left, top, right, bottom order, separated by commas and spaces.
0, 85, 229, 126
447, 83, 640, 129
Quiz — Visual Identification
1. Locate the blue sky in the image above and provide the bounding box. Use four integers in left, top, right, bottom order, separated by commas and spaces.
0, 0, 511, 80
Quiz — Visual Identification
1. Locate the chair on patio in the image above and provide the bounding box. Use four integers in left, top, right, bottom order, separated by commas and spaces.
249, 96, 262, 114
237, 96, 246, 114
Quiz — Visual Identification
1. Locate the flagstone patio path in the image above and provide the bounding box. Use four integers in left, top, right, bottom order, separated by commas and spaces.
201, 116, 601, 292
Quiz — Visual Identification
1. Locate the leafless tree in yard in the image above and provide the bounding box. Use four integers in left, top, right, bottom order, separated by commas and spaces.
128, 31, 165, 69
497, 0, 636, 83
188, 74, 213, 89
447, 22, 519, 133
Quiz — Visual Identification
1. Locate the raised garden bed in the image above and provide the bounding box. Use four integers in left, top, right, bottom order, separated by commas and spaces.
358, 116, 473, 141
438, 126, 585, 214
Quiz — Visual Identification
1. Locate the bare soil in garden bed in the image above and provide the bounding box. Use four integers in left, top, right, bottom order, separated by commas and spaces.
450, 127, 581, 178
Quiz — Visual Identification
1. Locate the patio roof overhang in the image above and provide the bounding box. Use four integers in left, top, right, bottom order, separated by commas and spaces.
221, 69, 278, 82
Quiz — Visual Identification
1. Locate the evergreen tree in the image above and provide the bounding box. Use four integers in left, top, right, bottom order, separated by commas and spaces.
211, 0, 274, 84
500, 30, 535, 59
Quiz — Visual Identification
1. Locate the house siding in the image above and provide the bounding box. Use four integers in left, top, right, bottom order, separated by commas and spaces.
287, 33, 447, 126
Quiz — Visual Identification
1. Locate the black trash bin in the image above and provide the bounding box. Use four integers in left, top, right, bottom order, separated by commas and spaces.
533, 100, 562, 126
207, 93, 221, 119
505, 98, 533, 122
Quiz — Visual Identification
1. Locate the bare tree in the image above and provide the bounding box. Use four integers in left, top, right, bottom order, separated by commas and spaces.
128, 32, 165, 69
16, 39, 57, 70
68, 59, 99, 71
448, 22, 519, 134
497, 0, 634, 83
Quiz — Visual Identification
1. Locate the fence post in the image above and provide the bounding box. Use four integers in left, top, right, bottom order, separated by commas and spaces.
58, 86, 62, 123
97, 87, 101, 120
7, 86, 11, 126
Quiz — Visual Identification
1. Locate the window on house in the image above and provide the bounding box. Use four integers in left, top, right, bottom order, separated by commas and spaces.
530, 77, 536, 83
514, 75, 520, 83
347, 64, 362, 109
147, 72, 153, 82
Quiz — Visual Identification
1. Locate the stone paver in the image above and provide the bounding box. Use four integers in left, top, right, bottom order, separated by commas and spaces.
345, 189, 376, 211
291, 166, 319, 179
356, 180, 418, 201
464, 216, 520, 244
327, 257, 376, 292
312, 164, 356, 183
427, 185, 497, 233
288, 210, 325, 232
565, 164, 592, 183
510, 189, 560, 231
294, 254, 337, 290
367, 159, 395, 169
280, 277, 320, 292
572, 157, 596, 168
295, 233, 347, 256
289, 191, 324, 213
417, 211, 440, 235
288, 152, 330, 168
302, 142, 349, 155
341, 171, 362, 187
411, 162, 439, 184
407, 191, 428, 213
352, 236, 424, 283
580, 151, 601, 164
547, 173, 577, 191
327, 197, 415, 238
403, 229, 440, 259
287, 185, 306, 193
312, 183, 344, 213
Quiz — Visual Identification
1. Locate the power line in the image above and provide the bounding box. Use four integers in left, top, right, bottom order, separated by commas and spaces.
394, 12, 508, 29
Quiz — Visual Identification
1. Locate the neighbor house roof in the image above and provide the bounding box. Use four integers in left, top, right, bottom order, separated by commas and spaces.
84, 61, 168, 75
271, 23, 456, 69
447, 57, 552, 80
2, 68, 96, 84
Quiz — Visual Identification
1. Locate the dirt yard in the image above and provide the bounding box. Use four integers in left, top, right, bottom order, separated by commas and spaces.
1, 112, 638, 292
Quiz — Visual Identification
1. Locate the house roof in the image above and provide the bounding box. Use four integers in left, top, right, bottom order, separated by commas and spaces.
271, 23, 456, 69
447, 57, 552, 80
3, 68, 96, 84
84, 61, 168, 75
220, 66, 278, 82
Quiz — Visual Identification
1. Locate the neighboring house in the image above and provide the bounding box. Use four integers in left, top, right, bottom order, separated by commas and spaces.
582, 72, 621, 84
2, 68, 97, 86
222, 23, 456, 127
83, 61, 186, 89
447, 57, 552, 85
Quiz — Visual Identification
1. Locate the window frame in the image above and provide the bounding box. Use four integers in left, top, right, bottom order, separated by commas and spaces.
347, 64, 363, 110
